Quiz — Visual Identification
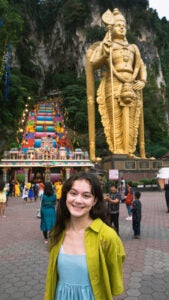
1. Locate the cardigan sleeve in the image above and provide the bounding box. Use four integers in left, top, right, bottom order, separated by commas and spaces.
85, 219, 125, 299
44, 248, 57, 300
100, 227, 125, 296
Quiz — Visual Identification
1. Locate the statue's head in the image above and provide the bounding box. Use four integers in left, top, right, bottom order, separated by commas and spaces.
112, 8, 126, 39
102, 8, 126, 40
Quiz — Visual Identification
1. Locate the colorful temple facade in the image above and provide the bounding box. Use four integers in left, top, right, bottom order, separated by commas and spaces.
0, 97, 93, 183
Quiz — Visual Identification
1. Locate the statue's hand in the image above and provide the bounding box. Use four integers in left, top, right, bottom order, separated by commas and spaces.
133, 80, 145, 90
102, 40, 112, 56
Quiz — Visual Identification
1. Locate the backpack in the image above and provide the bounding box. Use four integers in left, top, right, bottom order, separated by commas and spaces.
125, 188, 133, 205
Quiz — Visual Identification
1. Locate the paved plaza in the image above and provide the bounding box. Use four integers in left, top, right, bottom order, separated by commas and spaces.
0, 191, 169, 300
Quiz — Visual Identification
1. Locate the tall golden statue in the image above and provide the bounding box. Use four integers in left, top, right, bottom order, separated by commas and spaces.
86, 8, 147, 161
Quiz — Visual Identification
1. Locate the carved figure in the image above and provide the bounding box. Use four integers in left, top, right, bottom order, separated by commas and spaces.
86, 8, 147, 161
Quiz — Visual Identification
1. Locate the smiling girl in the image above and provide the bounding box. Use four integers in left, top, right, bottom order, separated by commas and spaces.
44, 172, 125, 300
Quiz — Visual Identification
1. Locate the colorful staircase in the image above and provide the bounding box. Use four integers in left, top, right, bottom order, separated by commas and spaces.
0, 98, 93, 178
21, 101, 70, 156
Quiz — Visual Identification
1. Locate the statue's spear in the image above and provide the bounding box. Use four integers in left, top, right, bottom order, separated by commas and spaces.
102, 10, 117, 152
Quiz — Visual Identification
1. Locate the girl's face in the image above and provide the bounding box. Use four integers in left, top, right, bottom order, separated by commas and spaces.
66, 179, 97, 219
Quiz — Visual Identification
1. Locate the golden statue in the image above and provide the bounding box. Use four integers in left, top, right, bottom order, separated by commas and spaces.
86, 8, 147, 161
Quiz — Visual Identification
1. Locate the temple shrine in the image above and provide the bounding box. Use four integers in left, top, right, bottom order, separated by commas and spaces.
0, 96, 93, 183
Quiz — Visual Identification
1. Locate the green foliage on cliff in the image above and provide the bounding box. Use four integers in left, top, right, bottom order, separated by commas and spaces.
61, 0, 90, 32
97, 0, 149, 11
86, 26, 106, 43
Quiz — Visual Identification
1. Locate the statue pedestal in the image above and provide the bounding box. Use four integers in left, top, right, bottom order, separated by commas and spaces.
111, 154, 128, 169
112, 154, 128, 160
102, 155, 162, 183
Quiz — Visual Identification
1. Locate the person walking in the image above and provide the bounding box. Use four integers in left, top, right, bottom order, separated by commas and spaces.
104, 184, 121, 234
33, 183, 39, 202
22, 183, 29, 203
15, 181, 20, 197
38, 181, 44, 200
0, 181, 7, 217
40, 182, 57, 244
4, 182, 10, 206
125, 181, 134, 220
44, 172, 125, 300
55, 180, 63, 204
118, 180, 126, 203
164, 180, 169, 213
9, 181, 14, 197
131, 191, 142, 239
28, 183, 34, 202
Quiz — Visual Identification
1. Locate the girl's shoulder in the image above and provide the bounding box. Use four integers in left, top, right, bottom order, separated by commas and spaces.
100, 222, 118, 239
98, 221, 125, 255
91, 218, 118, 240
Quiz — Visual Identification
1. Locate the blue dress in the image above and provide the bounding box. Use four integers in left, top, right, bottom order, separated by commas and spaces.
28, 187, 34, 198
40, 194, 56, 232
55, 248, 94, 300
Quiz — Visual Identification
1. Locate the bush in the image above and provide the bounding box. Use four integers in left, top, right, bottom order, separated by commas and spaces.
132, 181, 139, 188
140, 178, 157, 185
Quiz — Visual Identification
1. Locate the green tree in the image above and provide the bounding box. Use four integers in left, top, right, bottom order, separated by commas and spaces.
62, 84, 87, 131
143, 69, 168, 157
61, 0, 90, 32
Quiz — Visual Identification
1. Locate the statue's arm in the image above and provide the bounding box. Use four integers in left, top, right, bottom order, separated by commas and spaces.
139, 59, 147, 83
89, 41, 108, 70
133, 45, 147, 90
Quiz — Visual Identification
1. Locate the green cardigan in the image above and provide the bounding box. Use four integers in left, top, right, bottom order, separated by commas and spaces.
44, 218, 125, 300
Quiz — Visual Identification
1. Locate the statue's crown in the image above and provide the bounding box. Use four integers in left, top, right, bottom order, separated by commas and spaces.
102, 8, 126, 26
112, 8, 126, 23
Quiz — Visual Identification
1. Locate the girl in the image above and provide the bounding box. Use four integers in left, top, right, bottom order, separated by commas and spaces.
44, 172, 125, 300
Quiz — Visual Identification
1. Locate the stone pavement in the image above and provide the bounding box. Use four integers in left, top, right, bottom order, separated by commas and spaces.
0, 191, 169, 300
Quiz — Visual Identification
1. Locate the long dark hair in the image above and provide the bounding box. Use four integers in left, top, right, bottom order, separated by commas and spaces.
49, 172, 107, 249
44, 182, 54, 196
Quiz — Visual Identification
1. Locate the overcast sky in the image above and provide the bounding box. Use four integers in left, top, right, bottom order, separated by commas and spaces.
149, 0, 169, 20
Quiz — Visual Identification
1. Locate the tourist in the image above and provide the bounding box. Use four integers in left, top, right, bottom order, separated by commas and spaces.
28, 183, 34, 202
0, 181, 7, 217
9, 181, 14, 197
131, 191, 142, 239
55, 180, 63, 203
33, 183, 39, 201
4, 182, 10, 206
40, 182, 57, 244
125, 182, 134, 220
164, 180, 169, 213
44, 172, 125, 300
118, 180, 126, 203
14, 181, 20, 197
22, 183, 29, 203
104, 184, 121, 234
38, 181, 45, 200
